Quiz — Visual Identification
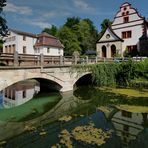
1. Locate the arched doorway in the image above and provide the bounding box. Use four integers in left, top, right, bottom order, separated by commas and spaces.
102, 45, 107, 58
111, 44, 116, 57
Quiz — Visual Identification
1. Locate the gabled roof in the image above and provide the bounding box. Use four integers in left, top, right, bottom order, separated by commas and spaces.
35, 32, 64, 48
120, 2, 131, 8
97, 26, 123, 43
9, 29, 37, 38
38, 32, 56, 39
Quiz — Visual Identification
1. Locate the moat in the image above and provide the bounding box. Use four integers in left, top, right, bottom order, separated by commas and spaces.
0, 80, 148, 148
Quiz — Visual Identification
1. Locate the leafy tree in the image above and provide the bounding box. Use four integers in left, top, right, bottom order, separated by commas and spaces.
42, 25, 58, 36
57, 26, 81, 55
78, 20, 94, 54
81, 19, 98, 53
99, 19, 112, 38
0, 0, 8, 37
46, 17, 99, 55
64, 17, 80, 28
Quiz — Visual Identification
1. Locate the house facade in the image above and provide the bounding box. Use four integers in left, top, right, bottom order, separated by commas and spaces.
34, 32, 64, 56
96, 2, 148, 58
3, 29, 64, 56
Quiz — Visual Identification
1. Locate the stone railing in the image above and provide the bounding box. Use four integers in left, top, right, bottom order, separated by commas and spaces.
1, 52, 145, 68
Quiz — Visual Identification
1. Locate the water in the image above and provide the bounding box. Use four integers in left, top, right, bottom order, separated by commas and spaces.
0, 81, 148, 148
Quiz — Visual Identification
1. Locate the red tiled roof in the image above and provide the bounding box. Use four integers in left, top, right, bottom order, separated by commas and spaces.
34, 32, 64, 48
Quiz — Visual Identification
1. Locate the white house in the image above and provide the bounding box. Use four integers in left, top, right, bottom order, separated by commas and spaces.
96, 2, 148, 58
34, 32, 64, 56
3, 29, 64, 56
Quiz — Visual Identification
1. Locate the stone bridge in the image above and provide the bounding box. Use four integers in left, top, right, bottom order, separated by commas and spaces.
0, 66, 90, 92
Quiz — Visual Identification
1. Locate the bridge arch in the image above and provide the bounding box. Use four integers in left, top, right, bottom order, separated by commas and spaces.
73, 72, 92, 87
0, 69, 64, 92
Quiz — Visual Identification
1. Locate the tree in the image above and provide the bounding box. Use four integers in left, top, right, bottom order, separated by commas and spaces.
99, 19, 112, 37
64, 17, 80, 29
42, 25, 58, 36
57, 26, 81, 55
57, 17, 99, 55
0, 0, 8, 37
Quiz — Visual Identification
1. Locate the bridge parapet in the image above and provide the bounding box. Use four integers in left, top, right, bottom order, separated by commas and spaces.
0, 52, 117, 67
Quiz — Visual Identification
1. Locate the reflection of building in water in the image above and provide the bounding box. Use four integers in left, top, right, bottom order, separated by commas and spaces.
111, 110, 147, 147
0, 90, 4, 108
3, 80, 40, 108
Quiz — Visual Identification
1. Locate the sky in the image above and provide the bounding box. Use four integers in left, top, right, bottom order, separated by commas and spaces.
3, 0, 148, 34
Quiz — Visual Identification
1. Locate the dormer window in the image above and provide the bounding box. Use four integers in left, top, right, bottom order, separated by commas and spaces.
124, 7, 127, 11
123, 16, 129, 23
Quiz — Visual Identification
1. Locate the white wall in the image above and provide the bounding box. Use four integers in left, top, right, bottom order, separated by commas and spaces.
113, 25, 143, 52
17, 35, 37, 54
3, 31, 37, 54
35, 46, 63, 56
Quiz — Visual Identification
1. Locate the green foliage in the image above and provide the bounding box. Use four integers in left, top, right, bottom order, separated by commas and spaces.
91, 63, 119, 86
116, 59, 137, 86
98, 19, 112, 38
64, 17, 80, 28
42, 25, 58, 36
57, 26, 81, 55
74, 59, 148, 87
0, 0, 8, 37
56, 17, 98, 55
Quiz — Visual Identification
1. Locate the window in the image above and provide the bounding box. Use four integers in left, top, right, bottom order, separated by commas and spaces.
23, 35, 26, 41
58, 49, 60, 54
12, 44, 16, 53
123, 17, 129, 23
127, 31, 131, 38
122, 32, 126, 38
23, 46, 26, 54
5, 46, 8, 53
11, 89, 15, 100
122, 110, 132, 118
124, 7, 127, 11
122, 31, 132, 39
126, 11, 129, 15
123, 125, 129, 132
122, 12, 125, 16
127, 45, 137, 53
8, 45, 11, 53
23, 90, 26, 98
47, 47, 50, 53
5, 89, 7, 97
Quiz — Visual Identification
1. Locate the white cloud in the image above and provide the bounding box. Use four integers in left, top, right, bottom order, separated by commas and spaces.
23, 18, 51, 29
74, 0, 93, 11
43, 10, 71, 18
4, 3, 32, 15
